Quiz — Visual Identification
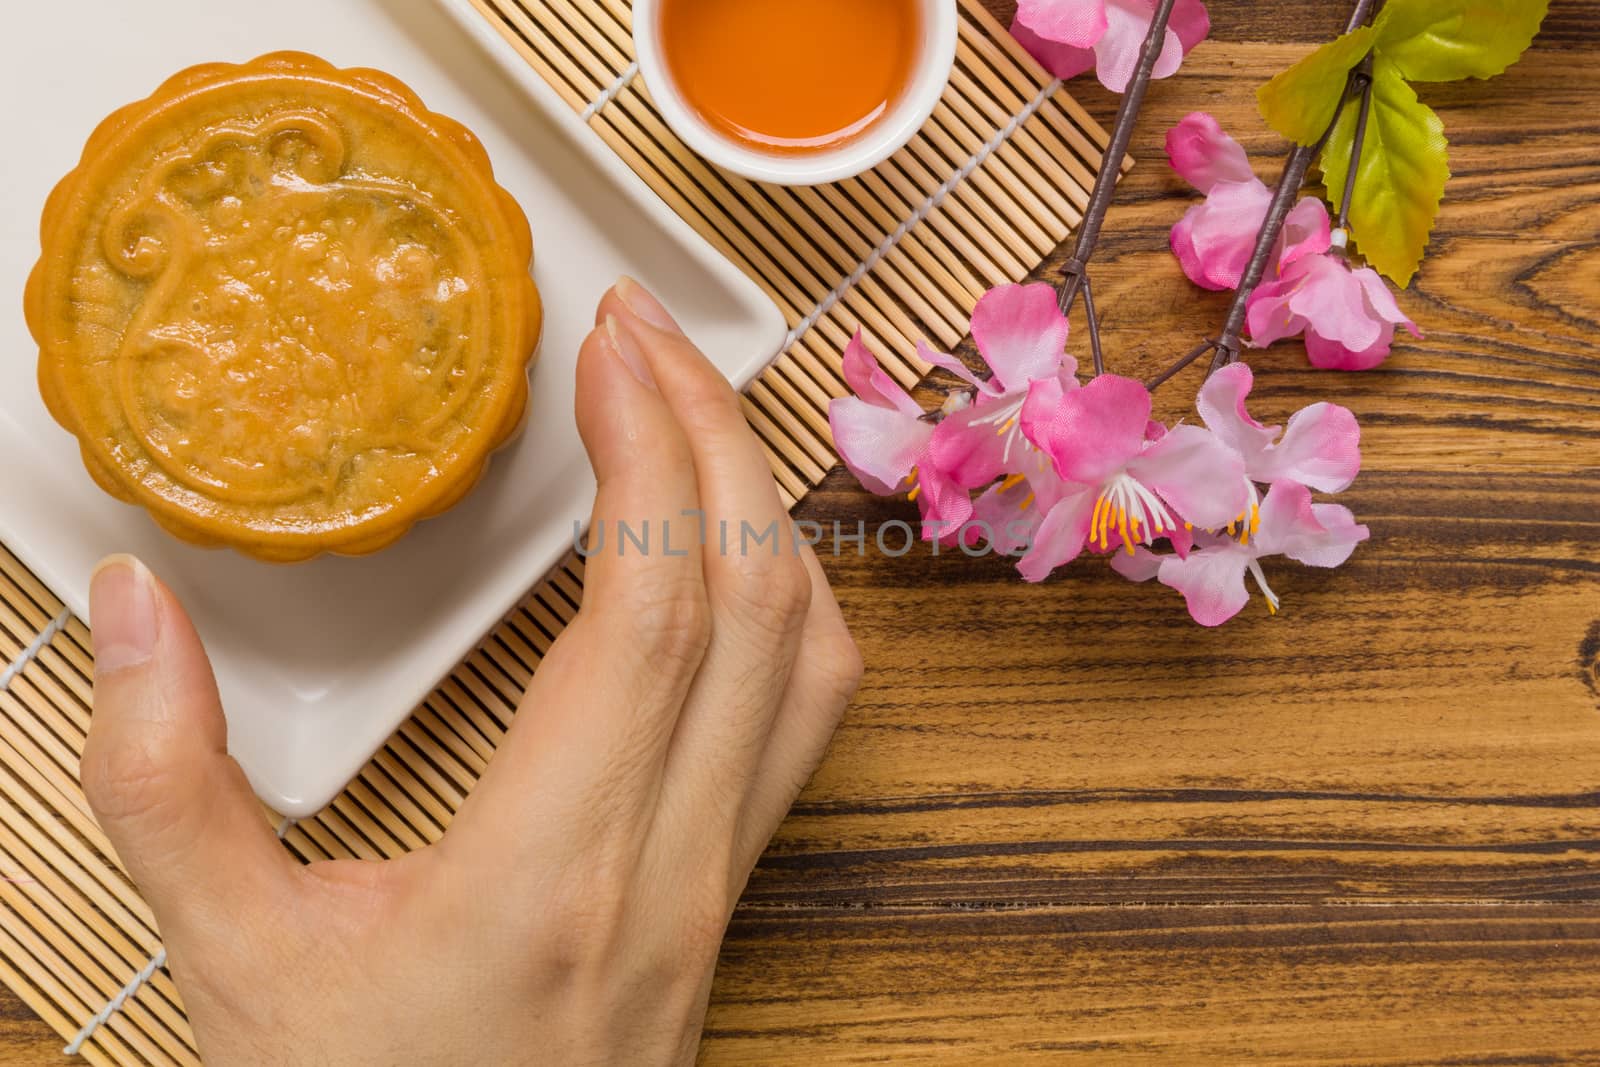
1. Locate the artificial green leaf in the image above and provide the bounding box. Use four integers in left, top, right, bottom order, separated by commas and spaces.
1374, 0, 1549, 82
1258, 25, 1377, 146
1319, 58, 1450, 287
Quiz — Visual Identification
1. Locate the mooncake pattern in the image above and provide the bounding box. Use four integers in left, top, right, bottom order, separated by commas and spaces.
27, 53, 542, 561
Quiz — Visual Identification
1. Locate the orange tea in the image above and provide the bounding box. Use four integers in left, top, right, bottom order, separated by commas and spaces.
659, 0, 922, 155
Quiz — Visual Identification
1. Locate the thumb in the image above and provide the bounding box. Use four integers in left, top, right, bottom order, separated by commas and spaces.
82, 555, 294, 937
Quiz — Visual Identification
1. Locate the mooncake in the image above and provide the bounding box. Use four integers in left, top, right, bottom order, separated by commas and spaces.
26, 53, 541, 562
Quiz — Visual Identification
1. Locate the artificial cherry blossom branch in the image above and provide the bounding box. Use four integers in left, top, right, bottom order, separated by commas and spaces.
831, 0, 1542, 624
829, 0, 1387, 626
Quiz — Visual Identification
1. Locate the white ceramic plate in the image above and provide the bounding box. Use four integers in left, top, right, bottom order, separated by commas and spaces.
0, 0, 786, 817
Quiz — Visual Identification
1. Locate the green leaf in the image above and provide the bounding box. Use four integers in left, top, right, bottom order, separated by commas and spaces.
1373, 0, 1549, 82
1258, 25, 1378, 145
1319, 58, 1451, 287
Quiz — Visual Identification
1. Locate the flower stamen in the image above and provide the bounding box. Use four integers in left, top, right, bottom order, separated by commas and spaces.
1247, 559, 1281, 615
1092, 474, 1176, 555
1227, 483, 1263, 545
970, 395, 1025, 427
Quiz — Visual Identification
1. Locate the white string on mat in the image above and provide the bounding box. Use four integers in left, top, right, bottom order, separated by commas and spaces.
0, 606, 137, 1058
577, 60, 1065, 360
62, 947, 167, 1057
0, 601, 158, 1057
778, 78, 1065, 355
581, 61, 638, 123
61, 815, 300, 1057
0, 607, 70, 693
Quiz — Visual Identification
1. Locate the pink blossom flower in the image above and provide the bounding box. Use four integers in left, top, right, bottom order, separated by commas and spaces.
1197, 362, 1362, 495
972, 419, 1199, 571
828, 332, 971, 533
920, 284, 1075, 491
830, 332, 928, 496
828, 278, 1371, 624
1109, 540, 1168, 582
967, 462, 1073, 557
1014, 373, 1247, 580
1165, 110, 1252, 192
1150, 480, 1370, 625
1247, 253, 1421, 370
1011, 0, 1210, 93
1165, 115, 1418, 370
1167, 112, 1330, 291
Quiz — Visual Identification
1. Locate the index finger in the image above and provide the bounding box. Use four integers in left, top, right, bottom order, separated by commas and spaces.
451, 318, 711, 861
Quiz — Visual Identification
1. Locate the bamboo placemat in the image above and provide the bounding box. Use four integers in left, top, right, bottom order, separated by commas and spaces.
0, 0, 1116, 1060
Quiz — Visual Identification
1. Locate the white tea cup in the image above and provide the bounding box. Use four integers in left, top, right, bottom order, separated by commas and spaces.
631, 0, 958, 186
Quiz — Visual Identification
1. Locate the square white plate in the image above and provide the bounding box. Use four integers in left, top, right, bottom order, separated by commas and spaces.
0, 0, 786, 816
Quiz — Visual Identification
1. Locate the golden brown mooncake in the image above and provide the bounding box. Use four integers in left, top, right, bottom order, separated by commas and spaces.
26, 52, 542, 562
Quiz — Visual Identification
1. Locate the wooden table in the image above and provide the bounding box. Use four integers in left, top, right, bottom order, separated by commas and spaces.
5, 0, 1598, 1061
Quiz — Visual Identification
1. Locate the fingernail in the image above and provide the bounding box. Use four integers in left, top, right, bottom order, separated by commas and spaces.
604, 314, 658, 390
615, 275, 682, 334
90, 555, 157, 674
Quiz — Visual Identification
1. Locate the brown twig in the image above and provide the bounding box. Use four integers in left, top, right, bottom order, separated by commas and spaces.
1146, 336, 1218, 390
1204, 143, 1317, 369
1056, 0, 1179, 375
1079, 274, 1106, 375
1334, 53, 1377, 244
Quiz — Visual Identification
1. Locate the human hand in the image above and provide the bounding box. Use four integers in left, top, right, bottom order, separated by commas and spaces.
81, 278, 862, 1066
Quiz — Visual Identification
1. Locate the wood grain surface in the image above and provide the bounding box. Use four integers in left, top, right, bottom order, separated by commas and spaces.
5, 0, 1598, 1062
